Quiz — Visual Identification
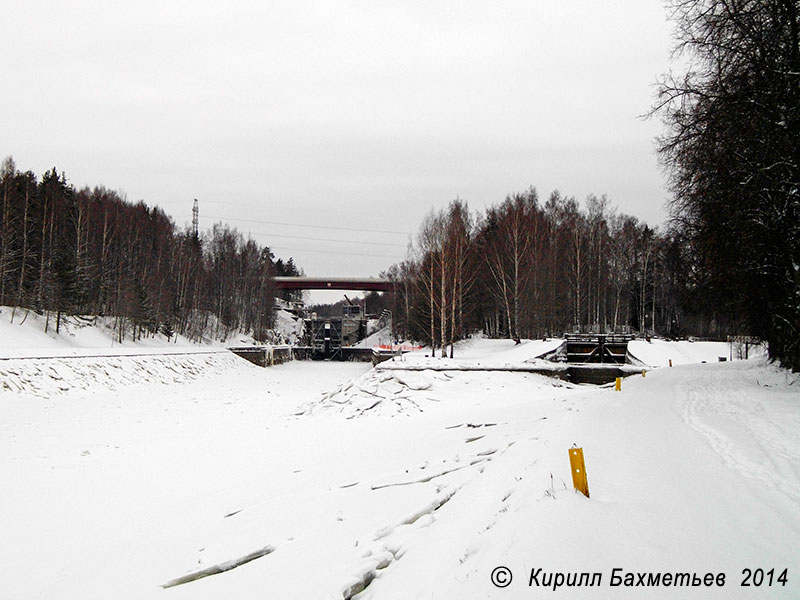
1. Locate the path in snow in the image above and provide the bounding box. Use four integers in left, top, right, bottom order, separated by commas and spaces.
679, 365, 800, 504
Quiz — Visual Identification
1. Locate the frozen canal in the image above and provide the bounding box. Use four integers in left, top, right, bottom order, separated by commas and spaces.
2, 342, 799, 599
1, 356, 579, 599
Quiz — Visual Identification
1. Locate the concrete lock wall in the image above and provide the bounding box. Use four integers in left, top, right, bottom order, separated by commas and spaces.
228, 346, 293, 367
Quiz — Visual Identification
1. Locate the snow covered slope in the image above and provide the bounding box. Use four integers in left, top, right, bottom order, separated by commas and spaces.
0, 350, 242, 398
0, 306, 263, 397
273, 308, 303, 344
0, 306, 256, 358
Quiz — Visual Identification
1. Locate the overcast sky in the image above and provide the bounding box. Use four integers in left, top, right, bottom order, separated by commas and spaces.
2, 0, 675, 300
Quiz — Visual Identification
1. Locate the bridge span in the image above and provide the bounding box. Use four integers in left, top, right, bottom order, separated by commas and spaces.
273, 276, 394, 292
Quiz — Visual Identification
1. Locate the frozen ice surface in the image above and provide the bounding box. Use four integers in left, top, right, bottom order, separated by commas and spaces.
1, 332, 797, 599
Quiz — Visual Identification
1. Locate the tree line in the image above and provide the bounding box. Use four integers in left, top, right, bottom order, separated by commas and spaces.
0, 157, 299, 342
376, 189, 726, 357
653, 0, 799, 371
373, 0, 800, 371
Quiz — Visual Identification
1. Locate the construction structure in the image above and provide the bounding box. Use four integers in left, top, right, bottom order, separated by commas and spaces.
299, 298, 379, 360
563, 333, 633, 364
552, 333, 637, 384
192, 199, 199, 238
271, 277, 394, 360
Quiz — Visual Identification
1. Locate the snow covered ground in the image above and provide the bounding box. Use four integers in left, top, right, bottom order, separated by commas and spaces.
0, 306, 257, 358
378, 337, 565, 371
627, 338, 755, 367
1, 334, 797, 599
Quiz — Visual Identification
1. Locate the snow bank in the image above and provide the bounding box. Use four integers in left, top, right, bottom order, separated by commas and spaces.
0, 350, 250, 398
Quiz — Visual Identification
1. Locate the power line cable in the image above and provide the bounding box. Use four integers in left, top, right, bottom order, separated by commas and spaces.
231, 229, 408, 248
204, 214, 413, 236
266, 244, 403, 260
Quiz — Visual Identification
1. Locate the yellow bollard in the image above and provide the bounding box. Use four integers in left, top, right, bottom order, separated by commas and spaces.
569, 447, 590, 498
615, 377, 622, 391
642, 369, 646, 377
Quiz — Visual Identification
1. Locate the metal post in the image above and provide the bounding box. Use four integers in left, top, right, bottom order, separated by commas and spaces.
569, 447, 590, 498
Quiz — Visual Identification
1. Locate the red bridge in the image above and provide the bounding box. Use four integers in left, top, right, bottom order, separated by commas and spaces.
273, 277, 394, 292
